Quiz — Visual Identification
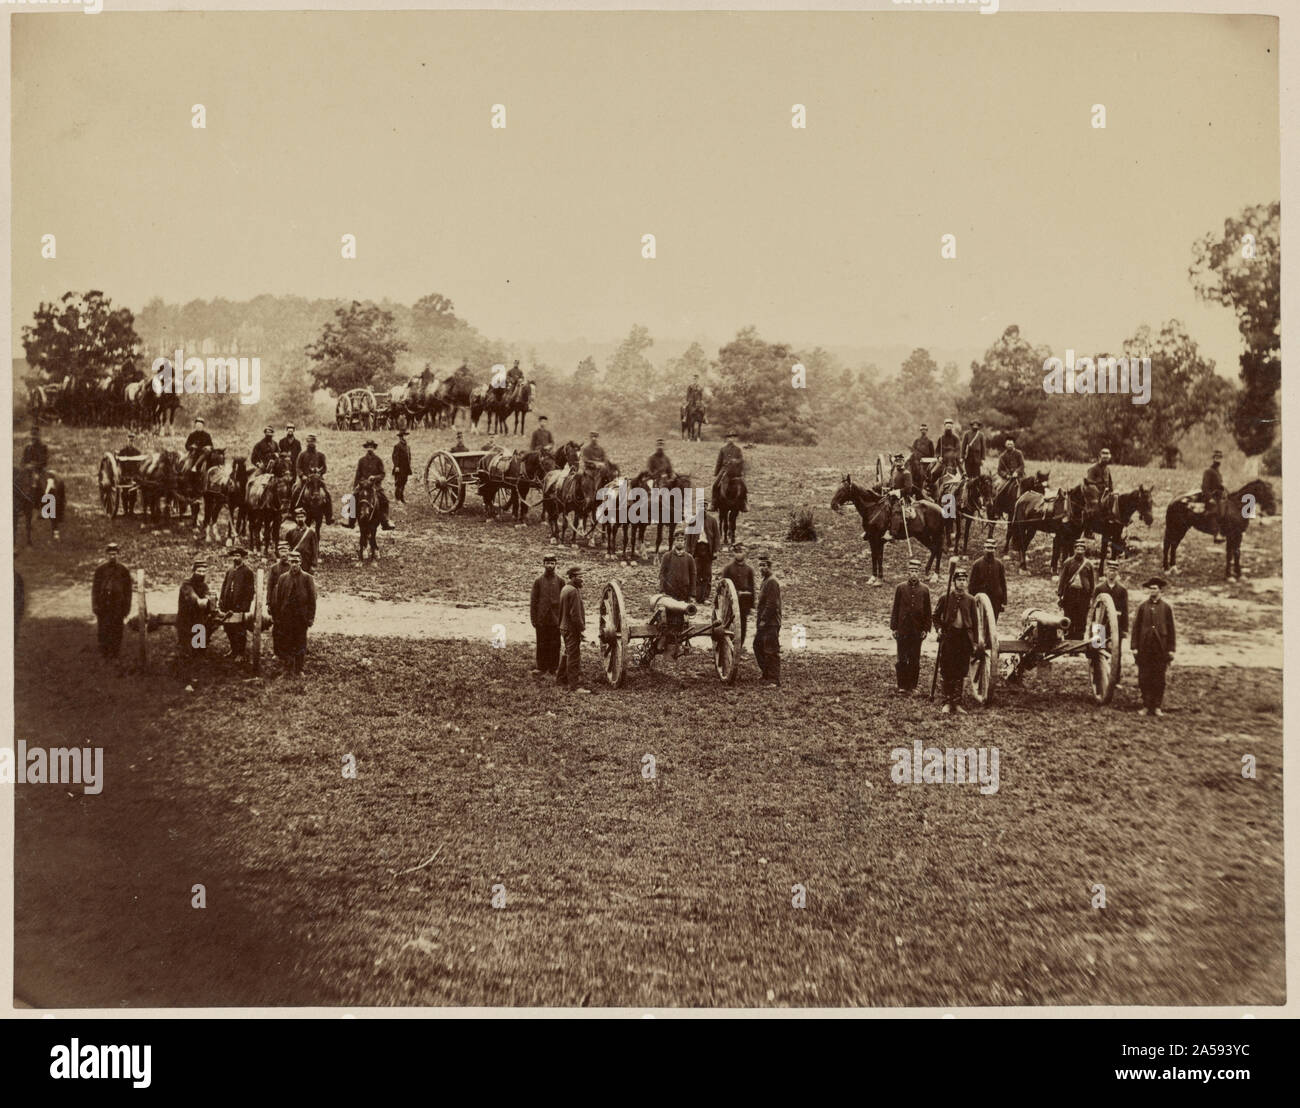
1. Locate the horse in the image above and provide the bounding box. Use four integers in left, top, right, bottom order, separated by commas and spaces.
352, 475, 383, 560
202, 453, 248, 544
138, 449, 182, 529
507, 380, 535, 436
952, 471, 994, 554
1007, 484, 1070, 572
712, 465, 746, 548
1056, 485, 1154, 571
830, 475, 944, 585
243, 469, 291, 553
991, 471, 1047, 552
640, 472, 697, 554
543, 462, 603, 545
601, 471, 654, 563
13, 466, 65, 545
475, 448, 533, 522
434, 373, 476, 427
293, 472, 332, 537
681, 400, 705, 441
1163, 479, 1276, 580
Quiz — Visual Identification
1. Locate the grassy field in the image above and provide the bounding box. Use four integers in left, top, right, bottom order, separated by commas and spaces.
14, 623, 1283, 1008
12, 422, 1285, 1008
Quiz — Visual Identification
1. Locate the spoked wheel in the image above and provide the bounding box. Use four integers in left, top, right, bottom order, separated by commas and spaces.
98, 457, 119, 517
1086, 590, 1122, 705
712, 577, 741, 684
250, 568, 265, 675
968, 590, 998, 706
424, 451, 466, 513
599, 580, 629, 688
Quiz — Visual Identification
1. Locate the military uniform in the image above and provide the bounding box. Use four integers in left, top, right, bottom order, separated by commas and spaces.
1083, 460, 1113, 514
22, 439, 50, 469
530, 425, 554, 452
1132, 591, 1176, 713
1057, 551, 1096, 640
295, 446, 333, 524
646, 448, 674, 481
713, 440, 747, 511
176, 573, 216, 681
530, 567, 564, 674
352, 451, 392, 527
936, 429, 961, 464
250, 436, 279, 472
754, 567, 782, 684
271, 568, 316, 674
1093, 579, 1129, 638
278, 433, 302, 472
890, 577, 931, 692
911, 433, 935, 459
579, 440, 607, 474
91, 558, 133, 657
997, 446, 1025, 481
184, 427, 213, 457
218, 560, 256, 657
284, 522, 319, 575
721, 558, 756, 652
555, 577, 586, 689
968, 552, 1008, 617
933, 588, 979, 711
392, 437, 412, 502
961, 428, 986, 478
689, 511, 722, 602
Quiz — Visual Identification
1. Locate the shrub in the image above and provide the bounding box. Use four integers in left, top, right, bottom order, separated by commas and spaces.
787, 506, 817, 542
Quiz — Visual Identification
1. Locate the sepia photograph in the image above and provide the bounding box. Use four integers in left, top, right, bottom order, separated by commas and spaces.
3, 1, 1291, 1029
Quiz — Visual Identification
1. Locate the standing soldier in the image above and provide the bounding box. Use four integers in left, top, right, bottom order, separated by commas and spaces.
646, 437, 675, 482
936, 418, 961, 468
176, 558, 218, 687
555, 565, 588, 692
218, 547, 255, 659
1202, 448, 1226, 542
345, 440, 395, 530
1057, 538, 1095, 640
251, 426, 279, 473
658, 531, 697, 656
932, 564, 979, 715
753, 552, 782, 687
270, 550, 316, 677
1093, 561, 1129, 647
911, 423, 935, 460
392, 429, 412, 503
689, 502, 722, 603
530, 415, 554, 453
968, 537, 1008, 618
890, 556, 931, 695
278, 425, 302, 472
116, 430, 145, 516
530, 554, 563, 677
284, 507, 319, 574
961, 419, 987, 478
267, 541, 292, 598
91, 542, 133, 659
720, 544, 755, 657
22, 425, 50, 470
1132, 576, 1176, 717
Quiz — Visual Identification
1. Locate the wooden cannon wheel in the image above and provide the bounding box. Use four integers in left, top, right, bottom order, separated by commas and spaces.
1086, 590, 1122, 705
967, 590, 999, 707
711, 577, 741, 684
599, 580, 630, 688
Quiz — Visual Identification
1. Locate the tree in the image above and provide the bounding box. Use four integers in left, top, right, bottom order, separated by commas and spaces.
899, 347, 939, 393
305, 300, 408, 393
22, 290, 141, 385
663, 341, 711, 395
1189, 201, 1280, 455
963, 325, 1055, 449
573, 355, 599, 387
711, 326, 816, 445
605, 325, 657, 398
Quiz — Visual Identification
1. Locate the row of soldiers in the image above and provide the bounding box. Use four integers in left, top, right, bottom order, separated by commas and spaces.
90, 540, 319, 683
889, 537, 1177, 716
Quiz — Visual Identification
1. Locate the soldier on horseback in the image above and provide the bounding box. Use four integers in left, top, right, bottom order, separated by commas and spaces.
506, 359, 524, 389
961, 419, 987, 479
1080, 447, 1114, 521
184, 418, 212, 465
713, 431, 747, 511
580, 431, 608, 477
936, 418, 961, 466
251, 426, 279, 473
22, 425, 49, 471
344, 440, 395, 530
294, 435, 334, 525
686, 376, 704, 410
1201, 449, 1226, 542
995, 436, 1025, 499
911, 423, 935, 460
646, 438, 675, 482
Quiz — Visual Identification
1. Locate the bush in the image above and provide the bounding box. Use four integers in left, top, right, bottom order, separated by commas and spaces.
786, 506, 818, 542
1261, 441, 1282, 476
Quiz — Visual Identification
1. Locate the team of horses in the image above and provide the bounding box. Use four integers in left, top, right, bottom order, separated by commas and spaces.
335, 374, 537, 436
28, 373, 181, 429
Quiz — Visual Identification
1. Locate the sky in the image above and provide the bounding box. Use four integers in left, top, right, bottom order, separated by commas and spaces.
10, 11, 1279, 373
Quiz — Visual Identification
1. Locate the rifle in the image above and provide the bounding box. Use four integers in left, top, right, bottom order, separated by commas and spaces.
929, 558, 957, 701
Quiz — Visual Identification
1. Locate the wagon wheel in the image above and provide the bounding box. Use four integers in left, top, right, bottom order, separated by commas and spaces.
1086, 590, 1122, 705
712, 577, 741, 684
599, 580, 629, 688
424, 451, 466, 513
967, 591, 998, 706
250, 568, 265, 675
98, 457, 120, 517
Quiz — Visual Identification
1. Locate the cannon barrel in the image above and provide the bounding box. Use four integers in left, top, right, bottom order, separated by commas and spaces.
1023, 607, 1070, 632
651, 594, 698, 617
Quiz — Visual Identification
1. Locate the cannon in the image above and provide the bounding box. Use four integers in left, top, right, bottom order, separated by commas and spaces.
966, 591, 1123, 707
597, 578, 741, 688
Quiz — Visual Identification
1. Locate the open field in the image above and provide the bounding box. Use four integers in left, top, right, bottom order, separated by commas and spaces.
14, 624, 1284, 1008
12, 422, 1285, 1008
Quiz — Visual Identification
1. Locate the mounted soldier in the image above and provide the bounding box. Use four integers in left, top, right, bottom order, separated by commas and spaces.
506, 359, 524, 389
961, 419, 987, 479
646, 437, 675, 482
685, 376, 705, 410
936, 418, 961, 467
530, 415, 554, 454
22, 425, 50, 471
183, 418, 212, 468
277, 425, 302, 472
713, 431, 747, 511
1078, 447, 1114, 522
250, 425, 279, 473
344, 439, 395, 531
911, 423, 935, 461
995, 436, 1025, 499
1200, 449, 1226, 541
579, 431, 608, 477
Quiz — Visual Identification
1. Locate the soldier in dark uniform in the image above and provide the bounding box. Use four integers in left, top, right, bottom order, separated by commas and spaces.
754, 552, 782, 687
646, 438, 675, 482
720, 544, 756, 657
267, 542, 292, 600
1202, 449, 1226, 541
218, 547, 255, 659
685, 376, 705, 409
530, 415, 554, 453
448, 430, 467, 455
183, 418, 212, 461
21, 425, 50, 470
961, 420, 987, 478
555, 565, 587, 692
690, 504, 722, 603
250, 426, 279, 473
392, 429, 412, 503
1057, 538, 1095, 640
530, 554, 563, 676
657, 532, 696, 656
713, 431, 747, 510
969, 537, 1007, 617
889, 452, 914, 503
176, 558, 219, 686
295, 435, 333, 524
1081, 448, 1114, 518
91, 542, 133, 658
506, 359, 524, 389
277, 425, 302, 472
936, 418, 961, 468
284, 507, 319, 574
345, 440, 395, 529
933, 565, 979, 714
996, 437, 1025, 498
911, 424, 935, 460
116, 430, 146, 515
1132, 576, 1176, 717
890, 556, 931, 694
270, 550, 316, 676
1092, 562, 1129, 646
